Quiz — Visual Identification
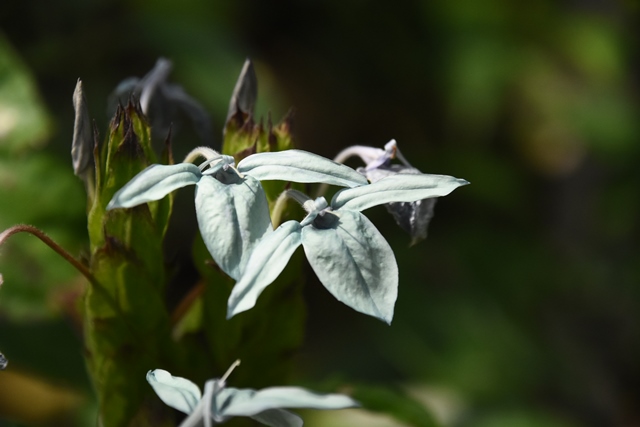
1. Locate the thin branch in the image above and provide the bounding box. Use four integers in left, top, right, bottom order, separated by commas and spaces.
0, 224, 161, 356
0, 224, 95, 284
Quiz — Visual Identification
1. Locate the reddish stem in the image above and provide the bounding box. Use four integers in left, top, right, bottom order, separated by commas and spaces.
0, 224, 94, 285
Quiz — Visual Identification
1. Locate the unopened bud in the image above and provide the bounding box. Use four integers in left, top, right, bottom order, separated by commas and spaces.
72, 79, 94, 179
225, 58, 257, 125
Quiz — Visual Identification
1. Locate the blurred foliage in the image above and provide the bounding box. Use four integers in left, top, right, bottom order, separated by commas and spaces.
0, 33, 49, 153
1, 0, 640, 426
0, 31, 86, 321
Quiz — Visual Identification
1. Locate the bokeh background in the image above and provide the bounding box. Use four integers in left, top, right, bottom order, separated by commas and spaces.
1, 0, 640, 426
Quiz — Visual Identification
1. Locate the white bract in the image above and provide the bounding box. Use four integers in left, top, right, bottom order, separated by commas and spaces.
147, 361, 358, 427
227, 173, 469, 324
106, 149, 367, 280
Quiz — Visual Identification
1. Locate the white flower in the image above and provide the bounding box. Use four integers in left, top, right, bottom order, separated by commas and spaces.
147, 361, 358, 427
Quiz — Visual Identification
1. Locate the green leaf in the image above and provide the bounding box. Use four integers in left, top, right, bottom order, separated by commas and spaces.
331, 174, 469, 212
237, 150, 368, 188
195, 173, 272, 280
0, 34, 50, 153
227, 221, 302, 318
107, 163, 202, 209
301, 210, 398, 324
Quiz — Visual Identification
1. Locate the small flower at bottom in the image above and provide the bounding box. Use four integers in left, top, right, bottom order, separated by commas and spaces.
147, 360, 358, 427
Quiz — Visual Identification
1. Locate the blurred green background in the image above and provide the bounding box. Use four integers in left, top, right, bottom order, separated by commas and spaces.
1, 0, 640, 426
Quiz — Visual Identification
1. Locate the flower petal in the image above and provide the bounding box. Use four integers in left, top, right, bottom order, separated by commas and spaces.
146, 369, 202, 415
195, 174, 272, 280
107, 163, 202, 209
302, 210, 398, 324
216, 386, 358, 418
330, 173, 468, 212
227, 221, 302, 318
237, 150, 368, 188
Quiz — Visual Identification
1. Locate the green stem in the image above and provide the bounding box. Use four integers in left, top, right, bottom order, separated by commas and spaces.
270, 191, 290, 228
220, 359, 241, 385
270, 189, 313, 227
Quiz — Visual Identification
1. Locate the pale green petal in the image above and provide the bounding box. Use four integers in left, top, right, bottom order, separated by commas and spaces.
147, 369, 202, 415
331, 173, 468, 212
214, 386, 357, 423
237, 150, 368, 188
107, 163, 201, 209
195, 174, 272, 280
302, 210, 398, 324
227, 221, 302, 318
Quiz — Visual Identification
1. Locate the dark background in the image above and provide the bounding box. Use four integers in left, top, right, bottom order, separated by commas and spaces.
1, 0, 639, 425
